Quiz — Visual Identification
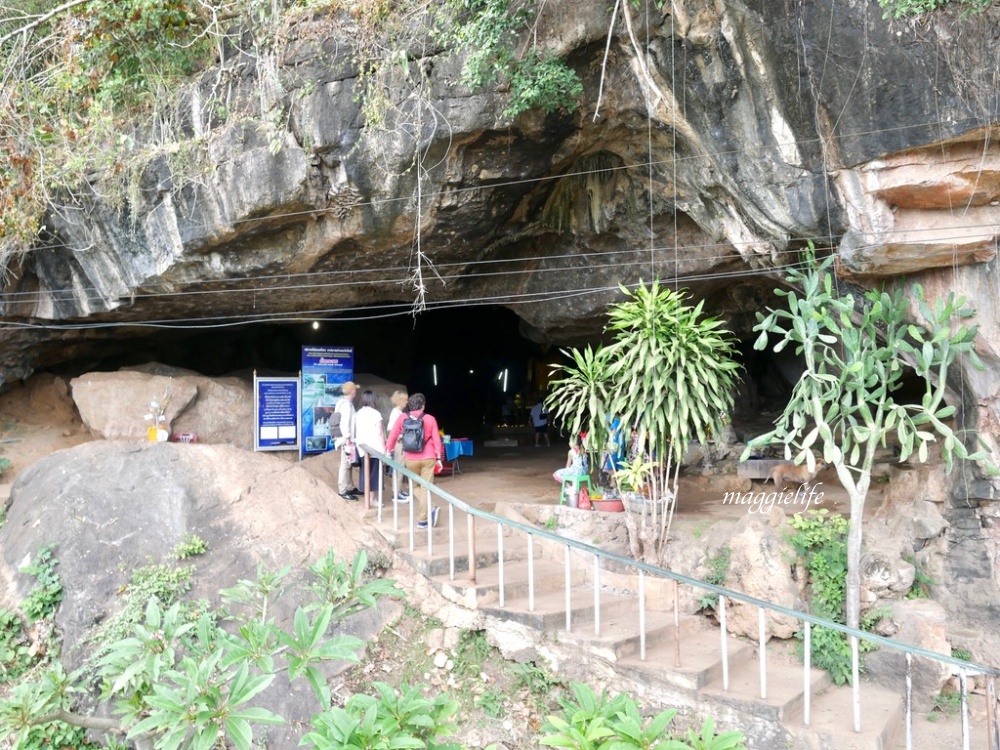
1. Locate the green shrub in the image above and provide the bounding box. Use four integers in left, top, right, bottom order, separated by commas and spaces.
878, 0, 991, 17
540, 683, 745, 750
301, 682, 460, 750
19, 546, 62, 623
788, 511, 884, 685
171, 534, 208, 559
0, 611, 35, 683
698, 547, 731, 611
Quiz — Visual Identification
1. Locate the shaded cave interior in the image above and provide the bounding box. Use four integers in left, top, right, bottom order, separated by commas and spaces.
31, 276, 931, 442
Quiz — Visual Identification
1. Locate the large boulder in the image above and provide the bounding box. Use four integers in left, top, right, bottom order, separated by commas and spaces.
0, 440, 397, 750
865, 599, 952, 711
722, 508, 801, 639
69, 366, 406, 451
861, 550, 917, 606
70, 369, 215, 442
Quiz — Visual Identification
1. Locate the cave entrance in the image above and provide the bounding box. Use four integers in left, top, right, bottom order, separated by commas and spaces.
47, 305, 559, 440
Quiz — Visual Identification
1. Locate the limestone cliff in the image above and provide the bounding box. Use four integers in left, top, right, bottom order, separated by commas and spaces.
1, 0, 1000, 674
5, 1, 999, 448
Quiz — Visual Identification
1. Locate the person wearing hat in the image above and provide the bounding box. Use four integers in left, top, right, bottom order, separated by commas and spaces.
334, 381, 360, 500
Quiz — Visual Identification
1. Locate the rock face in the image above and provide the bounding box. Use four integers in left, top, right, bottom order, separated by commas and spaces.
866, 600, 953, 711
724, 508, 801, 639
1, 2, 998, 380
0, 440, 396, 750
1, 0, 1000, 679
68, 366, 404, 450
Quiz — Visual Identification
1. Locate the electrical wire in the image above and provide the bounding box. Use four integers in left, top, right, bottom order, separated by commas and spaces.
5, 239, 999, 332
6, 219, 999, 306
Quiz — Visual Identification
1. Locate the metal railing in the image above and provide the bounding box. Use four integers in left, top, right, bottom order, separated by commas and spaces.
359, 448, 1000, 749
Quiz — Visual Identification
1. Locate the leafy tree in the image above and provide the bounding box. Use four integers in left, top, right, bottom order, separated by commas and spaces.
0, 549, 407, 750
744, 251, 995, 677
0, 0, 582, 275
547, 281, 741, 563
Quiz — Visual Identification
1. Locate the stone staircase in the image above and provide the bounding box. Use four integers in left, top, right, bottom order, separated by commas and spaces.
368, 502, 965, 750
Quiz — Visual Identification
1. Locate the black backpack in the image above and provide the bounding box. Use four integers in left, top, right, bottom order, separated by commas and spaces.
400, 412, 426, 452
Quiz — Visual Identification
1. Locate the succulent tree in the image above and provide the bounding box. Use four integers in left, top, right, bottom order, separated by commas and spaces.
547, 281, 741, 563
744, 251, 995, 687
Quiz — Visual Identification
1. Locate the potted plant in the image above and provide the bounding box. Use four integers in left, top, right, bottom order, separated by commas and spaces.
546, 281, 740, 563
614, 455, 660, 513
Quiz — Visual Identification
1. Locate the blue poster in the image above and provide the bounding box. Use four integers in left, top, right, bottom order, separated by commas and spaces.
301, 346, 354, 455
254, 377, 300, 452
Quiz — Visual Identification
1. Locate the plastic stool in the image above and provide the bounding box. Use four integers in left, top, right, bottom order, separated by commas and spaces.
559, 474, 592, 505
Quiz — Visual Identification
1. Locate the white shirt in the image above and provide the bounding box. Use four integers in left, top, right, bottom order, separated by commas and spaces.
355, 406, 385, 456
334, 396, 356, 448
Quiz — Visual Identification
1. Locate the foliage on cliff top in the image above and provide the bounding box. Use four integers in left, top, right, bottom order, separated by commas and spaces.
878, 0, 992, 18
0, 0, 580, 271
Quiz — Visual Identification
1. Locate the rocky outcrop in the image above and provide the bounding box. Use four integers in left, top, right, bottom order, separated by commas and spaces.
1, 2, 998, 382
1, 0, 1000, 674
0, 440, 397, 750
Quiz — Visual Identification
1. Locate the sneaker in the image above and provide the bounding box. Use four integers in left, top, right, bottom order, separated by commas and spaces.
341, 493, 359, 502
416, 519, 429, 529
431, 506, 440, 527
346, 487, 361, 496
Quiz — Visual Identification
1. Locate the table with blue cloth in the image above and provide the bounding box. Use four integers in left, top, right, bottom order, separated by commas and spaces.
443, 438, 474, 475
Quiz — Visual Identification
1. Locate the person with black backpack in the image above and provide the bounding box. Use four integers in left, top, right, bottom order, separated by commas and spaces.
385, 393, 444, 529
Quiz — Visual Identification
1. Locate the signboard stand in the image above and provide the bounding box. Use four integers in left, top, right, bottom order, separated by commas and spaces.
301, 346, 355, 458
253, 373, 301, 452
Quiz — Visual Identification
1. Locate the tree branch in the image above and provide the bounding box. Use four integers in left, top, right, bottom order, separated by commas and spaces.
32, 709, 123, 733
0, 0, 95, 47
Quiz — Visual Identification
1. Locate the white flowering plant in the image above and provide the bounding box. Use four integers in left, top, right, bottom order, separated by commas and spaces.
143, 391, 171, 438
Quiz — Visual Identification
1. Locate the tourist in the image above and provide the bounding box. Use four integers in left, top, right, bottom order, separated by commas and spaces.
529, 396, 551, 447
553, 436, 588, 483
334, 381, 359, 500
385, 393, 444, 528
386, 389, 410, 501
355, 390, 386, 506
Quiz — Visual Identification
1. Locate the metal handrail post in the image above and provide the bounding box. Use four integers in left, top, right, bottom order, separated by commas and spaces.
852, 635, 861, 732
565, 545, 572, 632
639, 569, 646, 661
528, 532, 535, 612
759, 607, 767, 700
467, 513, 476, 584
497, 525, 505, 607
408, 476, 414, 552
376, 456, 383, 523
961, 668, 970, 750
720, 596, 729, 691
673, 580, 680, 668
905, 652, 913, 750
594, 555, 601, 637
448, 502, 455, 581
804, 621, 811, 726
988, 676, 999, 750
363, 454, 370, 511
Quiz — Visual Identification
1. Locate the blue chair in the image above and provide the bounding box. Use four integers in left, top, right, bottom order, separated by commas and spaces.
559, 474, 592, 505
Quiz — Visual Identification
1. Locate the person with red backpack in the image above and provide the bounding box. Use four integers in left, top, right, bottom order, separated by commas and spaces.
385, 393, 444, 528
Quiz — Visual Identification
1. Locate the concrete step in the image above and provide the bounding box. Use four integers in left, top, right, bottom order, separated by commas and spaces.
480, 585, 636, 632
618, 628, 755, 691
784, 679, 904, 750
569, 611, 714, 664
699, 654, 833, 724
428, 557, 581, 607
